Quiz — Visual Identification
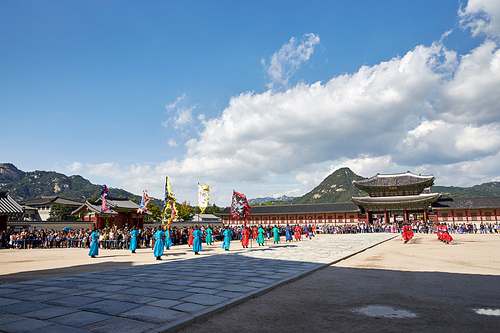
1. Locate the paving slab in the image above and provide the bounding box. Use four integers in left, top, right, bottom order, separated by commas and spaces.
0, 233, 395, 333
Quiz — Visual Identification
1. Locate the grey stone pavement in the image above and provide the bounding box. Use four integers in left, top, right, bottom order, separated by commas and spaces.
0, 233, 396, 333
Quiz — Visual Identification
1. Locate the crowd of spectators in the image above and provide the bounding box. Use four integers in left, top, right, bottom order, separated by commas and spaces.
1, 221, 498, 250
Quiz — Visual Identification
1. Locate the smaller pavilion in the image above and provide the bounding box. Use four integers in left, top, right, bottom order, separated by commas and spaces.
351, 171, 442, 224
0, 191, 23, 231
72, 197, 151, 229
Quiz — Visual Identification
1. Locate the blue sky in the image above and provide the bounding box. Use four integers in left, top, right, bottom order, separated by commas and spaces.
1, 0, 500, 206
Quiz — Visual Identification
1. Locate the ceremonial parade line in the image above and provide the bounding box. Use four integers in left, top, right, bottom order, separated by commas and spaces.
0, 234, 396, 333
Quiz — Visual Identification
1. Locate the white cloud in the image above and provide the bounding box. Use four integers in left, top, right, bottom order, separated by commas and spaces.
79, 1, 500, 205
66, 162, 82, 173
165, 93, 186, 112
262, 33, 320, 89
459, 0, 500, 38
167, 139, 178, 147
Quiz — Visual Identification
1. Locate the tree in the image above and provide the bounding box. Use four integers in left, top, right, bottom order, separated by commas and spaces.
204, 203, 221, 214
47, 203, 75, 221
146, 202, 162, 222
177, 201, 194, 222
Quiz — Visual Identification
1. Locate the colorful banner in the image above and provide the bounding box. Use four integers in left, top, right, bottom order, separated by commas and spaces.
137, 190, 151, 214
101, 185, 112, 212
198, 183, 210, 214
162, 177, 178, 227
230, 190, 251, 224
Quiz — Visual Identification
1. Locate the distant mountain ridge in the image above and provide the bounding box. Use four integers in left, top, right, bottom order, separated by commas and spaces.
0, 163, 141, 202
3, 163, 500, 206
251, 168, 500, 205
248, 195, 297, 205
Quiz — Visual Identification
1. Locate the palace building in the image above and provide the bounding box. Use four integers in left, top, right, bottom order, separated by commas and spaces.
217, 172, 500, 226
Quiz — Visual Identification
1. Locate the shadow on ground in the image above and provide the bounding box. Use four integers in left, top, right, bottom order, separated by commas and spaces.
177, 265, 500, 333
0, 262, 135, 283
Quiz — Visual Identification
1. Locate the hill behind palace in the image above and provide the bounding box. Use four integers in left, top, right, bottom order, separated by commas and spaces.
2, 163, 500, 205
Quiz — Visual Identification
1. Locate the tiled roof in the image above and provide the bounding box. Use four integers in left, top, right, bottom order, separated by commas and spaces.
18, 196, 82, 207
0, 191, 23, 215
432, 197, 500, 210
352, 193, 441, 205
72, 201, 118, 215
216, 202, 360, 215
353, 172, 435, 188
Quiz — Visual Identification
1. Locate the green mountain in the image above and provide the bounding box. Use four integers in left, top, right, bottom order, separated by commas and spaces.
0, 163, 141, 202
290, 167, 367, 204
288, 167, 500, 204
432, 182, 500, 198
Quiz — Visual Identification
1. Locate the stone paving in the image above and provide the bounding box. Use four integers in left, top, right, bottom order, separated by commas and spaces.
0, 233, 396, 333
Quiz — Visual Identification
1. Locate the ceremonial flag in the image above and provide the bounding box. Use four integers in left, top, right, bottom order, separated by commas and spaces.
137, 190, 151, 214
198, 183, 210, 214
101, 185, 112, 212
230, 190, 251, 224
162, 177, 178, 227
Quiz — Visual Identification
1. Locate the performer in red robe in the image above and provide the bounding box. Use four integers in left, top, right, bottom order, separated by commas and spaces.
188, 227, 194, 247
401, 224, 413, 243
294, 225, 301, 241
441, 223, 453, 244
241, 226, 250, 248
252, 226, 258, 240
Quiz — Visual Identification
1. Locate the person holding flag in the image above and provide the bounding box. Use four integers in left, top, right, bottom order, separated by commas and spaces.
230, 190, 251, 226
88, 228, 99, 258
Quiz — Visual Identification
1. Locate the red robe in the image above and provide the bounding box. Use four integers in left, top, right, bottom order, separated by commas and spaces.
241, 228, 250, 247
188, 229, 194, 246
441, 225, 453, 243
252, 227, 258, 240
294, 226, 301, 240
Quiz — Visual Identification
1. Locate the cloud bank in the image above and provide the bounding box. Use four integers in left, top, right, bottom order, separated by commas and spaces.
75, 0, 500, 205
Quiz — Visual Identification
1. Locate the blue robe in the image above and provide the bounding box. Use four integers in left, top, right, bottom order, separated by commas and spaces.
273, 227, 280, 243
285, 226, 292, 241
129, 230, 138, 251
192, 229, 203, 252
205, 228, 213, 244
88, 231, 99, 257
257, 228, 265, 244
222, 229, 231, 250
165, 229, 172, 249
153, 230, 165, 258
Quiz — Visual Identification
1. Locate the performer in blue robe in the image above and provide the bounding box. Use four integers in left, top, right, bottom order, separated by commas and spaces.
285, 224, 292, 242
88, 228, 99, 258
129, 227, 139, 253
222, 227, 231, 251
165, 228, 172, 250
205, 226, 213, 245
273, 226, 280, 244
192, 226, 203, 254
153, 227, 165, 260
257, 226, 265, 246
